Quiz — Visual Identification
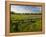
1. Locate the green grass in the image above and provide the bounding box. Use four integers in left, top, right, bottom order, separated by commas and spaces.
10, 12, 42, 33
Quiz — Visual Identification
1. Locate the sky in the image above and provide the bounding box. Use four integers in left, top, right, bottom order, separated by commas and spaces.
11, 5, 41, 13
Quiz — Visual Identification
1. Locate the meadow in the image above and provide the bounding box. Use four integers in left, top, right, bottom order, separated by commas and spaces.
10, 12, 42, 33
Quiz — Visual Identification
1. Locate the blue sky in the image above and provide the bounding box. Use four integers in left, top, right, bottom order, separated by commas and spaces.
11, 5, 41, 13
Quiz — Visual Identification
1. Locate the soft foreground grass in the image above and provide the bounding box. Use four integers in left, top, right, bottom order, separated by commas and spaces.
10, 13, 42, 33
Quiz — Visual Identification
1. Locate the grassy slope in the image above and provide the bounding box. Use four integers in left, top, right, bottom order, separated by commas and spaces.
10, 13, 42, 32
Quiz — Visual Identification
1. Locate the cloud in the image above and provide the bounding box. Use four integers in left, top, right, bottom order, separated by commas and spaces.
11, 5, 41, 13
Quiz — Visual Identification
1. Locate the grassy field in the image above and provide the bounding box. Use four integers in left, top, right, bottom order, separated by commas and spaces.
10, 12, 42, 33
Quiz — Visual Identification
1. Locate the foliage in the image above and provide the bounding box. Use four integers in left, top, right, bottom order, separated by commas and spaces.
10, 12, 42, 32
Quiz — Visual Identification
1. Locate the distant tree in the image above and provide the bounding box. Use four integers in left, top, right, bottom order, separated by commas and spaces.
10, 11, 15, 14
31, 13, 42, 15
